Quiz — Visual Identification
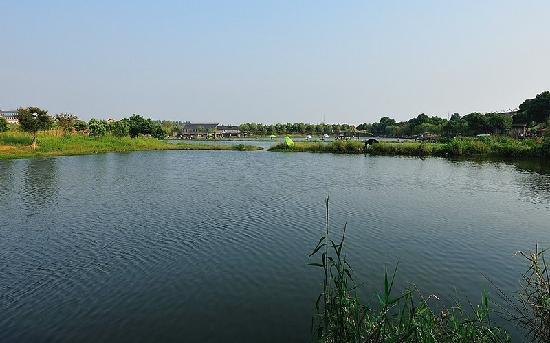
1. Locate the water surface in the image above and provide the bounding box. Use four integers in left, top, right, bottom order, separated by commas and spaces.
1, 151, 549, 342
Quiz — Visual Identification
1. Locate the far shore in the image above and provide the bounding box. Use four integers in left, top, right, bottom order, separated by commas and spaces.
1, 131, 548, 161
0, 132, 261, 160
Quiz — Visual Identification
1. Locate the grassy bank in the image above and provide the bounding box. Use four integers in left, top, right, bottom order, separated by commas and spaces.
0, 132, 261, 159
269, 137, 548, 158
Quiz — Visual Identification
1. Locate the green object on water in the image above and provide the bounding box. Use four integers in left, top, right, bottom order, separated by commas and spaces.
284, 136, 294, 147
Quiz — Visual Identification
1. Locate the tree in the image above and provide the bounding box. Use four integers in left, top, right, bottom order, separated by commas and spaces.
463, 112, 489, 135
0, 117, 7, 133
372, 117, 397, 136
16, 106, 53, 148
128, 114, 152, 138
151, 122, 165, 139
486, 113, 512, 134
109, 119, 130, 137
74, 120, 88, 132
88, 118, 108, 136
442, 113, 468, 137
514, 91, 550, 124
56, 113, 78, 133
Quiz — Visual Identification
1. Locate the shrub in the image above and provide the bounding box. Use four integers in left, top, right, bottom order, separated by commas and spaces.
109, 119, 130, 137
88, 118, 108, 137
542, 131, 550, 157
0, 117, 8, 132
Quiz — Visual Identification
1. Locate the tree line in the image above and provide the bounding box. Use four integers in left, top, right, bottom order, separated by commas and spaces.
238, 91, 550, 137
0, 107, 167, 146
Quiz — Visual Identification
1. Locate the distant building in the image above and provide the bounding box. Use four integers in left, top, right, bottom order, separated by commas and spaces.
511, 123, 527, 138
178, 122, 219, 139
0, 109, 18, 124
177, 122, 241, 139
216, 125, 241, 138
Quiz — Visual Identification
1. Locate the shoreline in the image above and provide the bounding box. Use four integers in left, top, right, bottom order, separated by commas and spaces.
268, 137, 549, 159
0, 132, 261, 160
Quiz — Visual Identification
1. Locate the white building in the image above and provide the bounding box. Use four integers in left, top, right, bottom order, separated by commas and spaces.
0, 109, 18, 124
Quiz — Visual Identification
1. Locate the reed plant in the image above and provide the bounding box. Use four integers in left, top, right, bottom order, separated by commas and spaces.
489, 245, 550, 342
309, 197, 510, 342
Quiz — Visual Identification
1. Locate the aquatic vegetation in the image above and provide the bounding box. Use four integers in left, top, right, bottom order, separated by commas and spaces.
310, 197, 510, 342
270, 137, 544, 158
490, 245, 550, 343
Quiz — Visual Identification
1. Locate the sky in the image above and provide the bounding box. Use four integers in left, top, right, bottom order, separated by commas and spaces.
1, 0, 549, 124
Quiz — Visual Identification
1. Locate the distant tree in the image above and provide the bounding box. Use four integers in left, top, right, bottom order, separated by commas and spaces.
372, 117, 397, 136
514, 91, 550, 125
88, 118, 108, 136
160, 120, 178, 136
109, 119, 130, 137
56, 113, 78, 133
463, 112, 489, 135
128, 114, 152, 138
486, 113, 512, 134
151, 122, 165, 139
16, 106, 53, 148
442, 113, 468, 137
0, 117, 7, 133
74, 120, 88, 132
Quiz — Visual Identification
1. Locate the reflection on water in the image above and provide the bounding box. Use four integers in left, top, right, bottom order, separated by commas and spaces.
22, 158, 58, 208
450, 158, 550, 207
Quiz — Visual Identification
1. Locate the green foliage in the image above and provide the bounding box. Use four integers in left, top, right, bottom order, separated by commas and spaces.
16, 107, 53, 137
0, 131, 261, 159
273, 137, 542, 158
88, 118, 108, 137
239, 122, 356, 136
542, 130, 550, 157
55, 113, 78, 132
128, 114, 165, 139
0, 117, 8, 133
269, 141, 365, 154
74, 120, 88, 132
128, 114, 150, 138
514, 91, 550, 125
109, 119, 130, 137
310, 198, 509, 343
463, 113, 490, 135
486, 113, 512, 133
443, 113, 468, 137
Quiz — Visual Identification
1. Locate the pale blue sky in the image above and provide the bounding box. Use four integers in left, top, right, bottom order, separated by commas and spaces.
1, 0, 549, 123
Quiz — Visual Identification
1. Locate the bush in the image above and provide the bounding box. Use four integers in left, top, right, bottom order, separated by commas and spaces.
0, 117, 7, 132
88, 118, 108, 137
542, 131, 550, 157
74, 120, 88, 132
109, 119, 130, 137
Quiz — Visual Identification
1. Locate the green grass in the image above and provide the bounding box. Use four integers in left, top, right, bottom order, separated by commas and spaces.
270, 140, 365, 154
269, 137, 546, 158
0, 131, 261, 159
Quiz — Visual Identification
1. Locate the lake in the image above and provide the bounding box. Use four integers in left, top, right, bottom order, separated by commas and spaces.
1, 150, 549, 342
